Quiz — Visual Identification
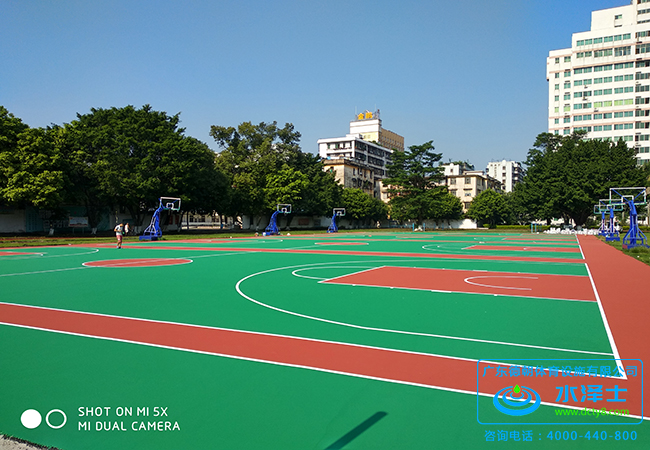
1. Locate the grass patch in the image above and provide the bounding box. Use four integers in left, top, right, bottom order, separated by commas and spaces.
601, 237, 650, 266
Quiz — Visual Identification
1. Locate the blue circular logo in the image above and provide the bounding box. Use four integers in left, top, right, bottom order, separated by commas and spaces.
493, 385, 541, 416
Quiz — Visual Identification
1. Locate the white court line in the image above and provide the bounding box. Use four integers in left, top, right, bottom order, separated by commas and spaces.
82, 258, 194, 268
0, 266, 91, 277
0, 248, 100, 261
319, 266, 386, 284
291, 266, 378, 281
576, 237, 627, 380
463, 276, 537, 291
2, 302, 643, 419
5, 321, 644, 420
1, 250, 255, 277
235, 260, 614, 357
585, 262, 628, 381
316, 281, 600, 304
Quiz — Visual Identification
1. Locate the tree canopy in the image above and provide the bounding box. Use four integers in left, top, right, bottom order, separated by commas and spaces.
466, 189, 509, 228
515, 132, 649, 226
383, 141, 452, 224
1, 105, 230, 228
211, 121, 342, 223
64, 105, 228, 225
341, 188, 388, 227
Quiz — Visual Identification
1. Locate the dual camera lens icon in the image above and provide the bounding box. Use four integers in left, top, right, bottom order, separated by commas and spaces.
21, 409, 67, 429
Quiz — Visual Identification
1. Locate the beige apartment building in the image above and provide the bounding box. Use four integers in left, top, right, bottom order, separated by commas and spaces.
440, 163, 502, 211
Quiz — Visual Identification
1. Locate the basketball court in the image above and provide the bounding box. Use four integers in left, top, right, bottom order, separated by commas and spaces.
0, 232, 648, 449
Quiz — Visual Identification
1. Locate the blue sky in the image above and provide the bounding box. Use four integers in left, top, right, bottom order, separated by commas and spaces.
1, 0, 628, 169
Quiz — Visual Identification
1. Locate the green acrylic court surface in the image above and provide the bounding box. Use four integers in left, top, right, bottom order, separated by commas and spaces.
0, 232, 648, 449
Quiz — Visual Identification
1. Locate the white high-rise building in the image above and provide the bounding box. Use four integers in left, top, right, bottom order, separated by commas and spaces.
486, 160, 524, 193
547, 1, 650, 163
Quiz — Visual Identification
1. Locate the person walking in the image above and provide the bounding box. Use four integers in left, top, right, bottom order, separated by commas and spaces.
114, 222, 124, 249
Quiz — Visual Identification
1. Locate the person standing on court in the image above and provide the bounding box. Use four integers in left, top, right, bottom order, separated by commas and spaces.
114, 222, 124, 249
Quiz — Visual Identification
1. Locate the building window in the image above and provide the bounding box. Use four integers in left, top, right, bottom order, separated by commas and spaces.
594, 49, 613, 58
564, 56, 571, 62
464, 177, 471, 185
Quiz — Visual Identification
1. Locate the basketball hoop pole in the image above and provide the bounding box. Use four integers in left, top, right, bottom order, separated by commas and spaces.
264, 204, 291, 236
140, 197, 181, 241
327, 208, 346, 233
608, 188, 648, 249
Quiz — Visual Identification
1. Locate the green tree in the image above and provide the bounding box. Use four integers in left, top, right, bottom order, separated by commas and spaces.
520, 132, 649, 226
265, 166, 309, 209
430, 191, 463, 226
505, 185, 535, 225
291, 153, 343, 217
0, 110, 68, 210
383, 141, 447, 224
341, 188, 388, 227
466, 189, 509, 228
65, 105, 227, 227
211, 121, 302, 220
211, 122, 343, 228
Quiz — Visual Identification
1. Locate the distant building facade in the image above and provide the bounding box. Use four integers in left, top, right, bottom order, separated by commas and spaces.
318, 110, 404, 202
486, 160, 524, 192
440, 163, 501, 212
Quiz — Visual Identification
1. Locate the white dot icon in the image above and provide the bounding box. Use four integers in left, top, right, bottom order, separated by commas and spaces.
21, 409, 42, 429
